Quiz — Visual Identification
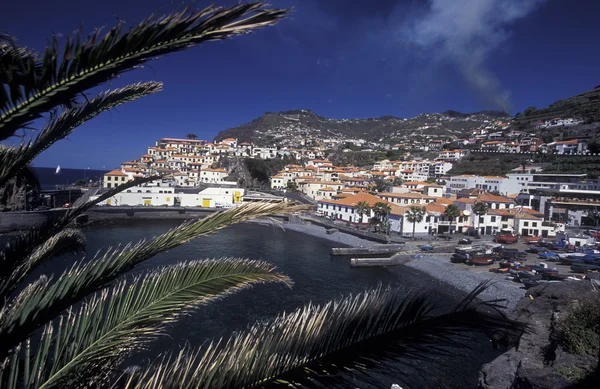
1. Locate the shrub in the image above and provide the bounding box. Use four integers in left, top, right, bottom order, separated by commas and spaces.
556, 299, 600, 356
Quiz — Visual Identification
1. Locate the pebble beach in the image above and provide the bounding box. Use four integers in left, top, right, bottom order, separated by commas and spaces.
249, 218, 527, 311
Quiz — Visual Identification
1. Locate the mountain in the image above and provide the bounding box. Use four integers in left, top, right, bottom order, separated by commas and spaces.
517, 86, 600, 125
214, 109, 511, 145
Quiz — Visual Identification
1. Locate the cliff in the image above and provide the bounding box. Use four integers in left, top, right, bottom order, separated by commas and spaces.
479, 280, 600, 389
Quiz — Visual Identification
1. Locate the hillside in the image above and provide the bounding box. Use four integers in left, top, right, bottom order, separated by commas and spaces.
214, 109, 511, 145
516, 86, 600, 126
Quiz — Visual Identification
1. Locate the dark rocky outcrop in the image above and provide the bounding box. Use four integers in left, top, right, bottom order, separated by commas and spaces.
479, 281, 600, 389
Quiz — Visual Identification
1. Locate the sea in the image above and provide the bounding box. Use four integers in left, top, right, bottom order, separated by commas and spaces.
32, 167, 108, 190
51, 220, 501, 388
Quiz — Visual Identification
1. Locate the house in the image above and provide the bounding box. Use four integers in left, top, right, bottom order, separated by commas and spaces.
103, 169, 130, 188
428, 140, 445, 150
551, 139, 587, 155
437, 149, 466, 161
481, 141, 503, 150
377, 192, 435, 206
200, 167, 228, 183
317, 192, 389, 224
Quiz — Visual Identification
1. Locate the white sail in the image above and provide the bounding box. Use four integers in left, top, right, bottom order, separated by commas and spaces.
55, 165, 61, 174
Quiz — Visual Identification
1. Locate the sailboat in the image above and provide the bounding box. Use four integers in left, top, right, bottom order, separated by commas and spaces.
55, 165, 61, 174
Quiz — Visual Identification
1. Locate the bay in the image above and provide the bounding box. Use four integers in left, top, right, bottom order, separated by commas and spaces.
61, 220, 499, 388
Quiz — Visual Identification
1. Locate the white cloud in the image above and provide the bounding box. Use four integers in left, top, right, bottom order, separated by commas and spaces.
403, 0, 548, 111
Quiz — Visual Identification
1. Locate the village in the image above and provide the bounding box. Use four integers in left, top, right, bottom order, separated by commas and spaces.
96, 115, 600, 241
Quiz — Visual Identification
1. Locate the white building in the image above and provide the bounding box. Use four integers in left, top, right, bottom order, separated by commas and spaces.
178, 187, 244, 208
447, 175, 520, 195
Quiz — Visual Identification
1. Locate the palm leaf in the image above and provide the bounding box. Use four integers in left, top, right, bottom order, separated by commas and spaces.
0, 228, 86, 298
0, 174, 161, 301
5, 259, 290, 389
124, 283, 527, 389
0, 35, 40, 105
0, 82, 162, 188
0, 3, 287, 139
0, 202, 306, 361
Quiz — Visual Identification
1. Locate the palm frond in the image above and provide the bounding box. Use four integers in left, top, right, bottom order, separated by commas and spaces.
0, 202, 306, 360
0, 228, 86, 297
0, 174, 160, 301
0, 82, 162, 187
0, 35, 40, 105
0, 2, 288, 138
124, 283, 527, 389
5, 259, 289, 389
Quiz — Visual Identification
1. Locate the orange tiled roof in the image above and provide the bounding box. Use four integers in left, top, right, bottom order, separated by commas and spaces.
320, 192, 390, 207
104, 169, 127, 177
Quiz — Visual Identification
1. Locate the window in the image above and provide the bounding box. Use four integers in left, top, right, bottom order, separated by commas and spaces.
479, 217, 484, 224
523, 221, 529, 227
532, 222, 538, 227
490, 216, 496, 222
501, 216, 508, 222
107, 183, 111, 188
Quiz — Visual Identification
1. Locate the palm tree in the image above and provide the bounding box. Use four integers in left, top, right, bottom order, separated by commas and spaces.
186, 133, 198, 140
0, 4, 526, 388
444, 204, 461, 234
473, 201, 489, 234
354, 200, 370, 225
122, 282, 526, 389
373, 201, 392, 234
405, 205, 426, 239
0, 3, 293, 387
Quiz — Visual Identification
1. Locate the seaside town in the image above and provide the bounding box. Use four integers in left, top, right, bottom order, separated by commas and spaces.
88, 111, 599, 243
2, 2, 600, 389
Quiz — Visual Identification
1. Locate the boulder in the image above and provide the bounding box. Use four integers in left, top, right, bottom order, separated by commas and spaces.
478, 281, 599, 389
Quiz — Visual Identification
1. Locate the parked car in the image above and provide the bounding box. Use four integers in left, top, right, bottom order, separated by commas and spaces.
458, 238, 472, 245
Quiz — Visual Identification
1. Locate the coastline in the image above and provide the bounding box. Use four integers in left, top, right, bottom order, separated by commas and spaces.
248, 218, 526, 311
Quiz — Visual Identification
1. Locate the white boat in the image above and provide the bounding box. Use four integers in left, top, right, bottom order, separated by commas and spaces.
55, 165, 61, 174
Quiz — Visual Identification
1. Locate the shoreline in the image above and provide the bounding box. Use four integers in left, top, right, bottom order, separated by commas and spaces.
248, 218, 526, 311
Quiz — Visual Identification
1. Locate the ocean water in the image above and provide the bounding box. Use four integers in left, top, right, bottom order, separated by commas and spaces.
32, 167, 108, 189
55, 220, 500, 388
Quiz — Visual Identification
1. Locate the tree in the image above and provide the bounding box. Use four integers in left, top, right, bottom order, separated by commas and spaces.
473, 201, 489, 230
0, 3, 294, 387
444, 204, 461, 233
426, 176, 437, 184
286, 180, 298, 192
186, 133, 198, 140
354, 201, 371, 225
587, 139, 600, 154
372, 178, 391, 193
405, 205, 426, 239
392, 177, 403, 186
0, 4, 525, 388
373, 201, 392, 234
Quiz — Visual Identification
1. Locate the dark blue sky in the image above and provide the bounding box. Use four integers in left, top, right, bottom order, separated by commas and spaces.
1, 0, 598, 168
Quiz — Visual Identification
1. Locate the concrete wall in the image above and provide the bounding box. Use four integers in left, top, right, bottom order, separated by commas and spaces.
0, 209, 67, 233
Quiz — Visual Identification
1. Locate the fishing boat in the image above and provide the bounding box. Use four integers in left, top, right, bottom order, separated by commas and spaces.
523, 236, 542, 244
467, 255, 495, 266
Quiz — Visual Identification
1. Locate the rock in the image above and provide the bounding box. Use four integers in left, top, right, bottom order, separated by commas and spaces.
478, 281, 600, 389
478, 348, 521, 389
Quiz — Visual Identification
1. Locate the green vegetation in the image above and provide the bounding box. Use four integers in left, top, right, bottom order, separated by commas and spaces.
448, 153, 524, 175
406, 206, 426, 239
544, 155, 600, 177
515, 86, 600, 127
556, 299, 600, 356
556, 366, 589, 382
444, 204, 461, 232
330, 150, 387, 167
